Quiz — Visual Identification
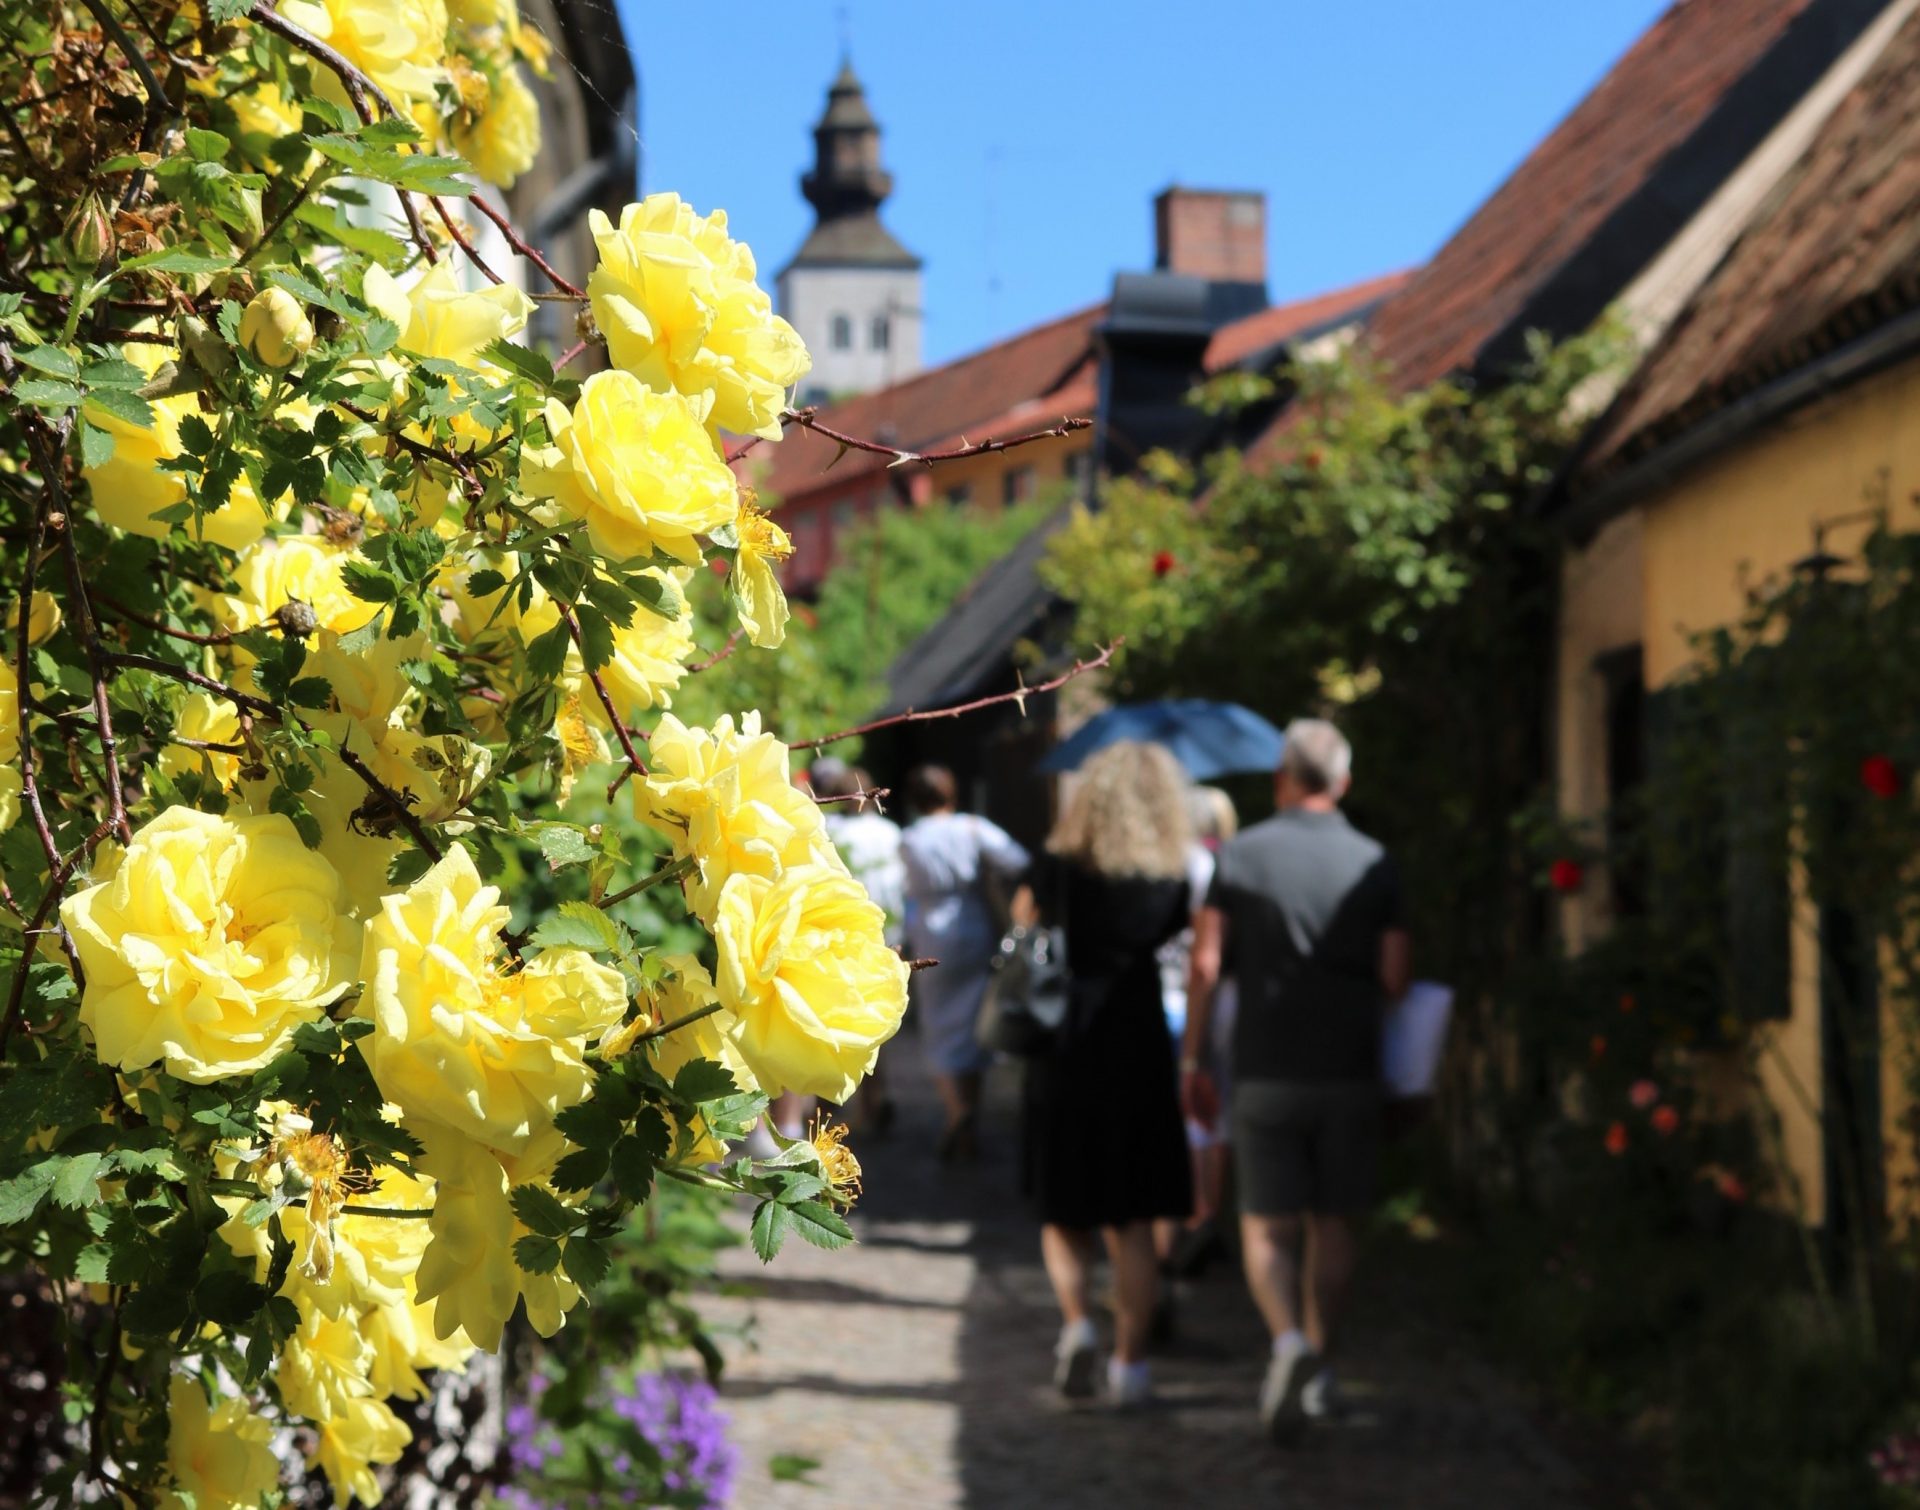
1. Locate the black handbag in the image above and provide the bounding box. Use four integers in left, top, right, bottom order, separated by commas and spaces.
975, 861, 1070, 1057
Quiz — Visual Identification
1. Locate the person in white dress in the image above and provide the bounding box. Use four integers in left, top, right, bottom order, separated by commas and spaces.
812, 757, 907, 1134
899, 764, 1031, 1160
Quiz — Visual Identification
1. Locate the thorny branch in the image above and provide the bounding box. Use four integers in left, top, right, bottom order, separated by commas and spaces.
246, 2, 440, 266
791, 639, 1122, 751
102, 651, 447, 862
778, 408, 1093, 470
556, 606, 648, 796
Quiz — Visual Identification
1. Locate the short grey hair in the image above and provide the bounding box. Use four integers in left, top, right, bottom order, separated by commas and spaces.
1281, 718, 1352, 794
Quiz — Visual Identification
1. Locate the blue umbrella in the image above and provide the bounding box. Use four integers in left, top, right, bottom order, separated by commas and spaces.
1038, 699, 1285, 780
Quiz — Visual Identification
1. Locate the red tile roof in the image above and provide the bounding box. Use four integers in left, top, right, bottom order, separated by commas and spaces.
1203, 269, 1413, 371
1359, 0, 1815, 393
745, 302, 1106, 505
1581, 4, 1920, 473
749, 272, 1411, 507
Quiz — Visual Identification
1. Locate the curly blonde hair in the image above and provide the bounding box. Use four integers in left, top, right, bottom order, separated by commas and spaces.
1047, 740, 1193, 879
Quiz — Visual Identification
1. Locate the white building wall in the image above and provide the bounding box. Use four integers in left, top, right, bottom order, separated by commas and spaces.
778, 264, 923, 403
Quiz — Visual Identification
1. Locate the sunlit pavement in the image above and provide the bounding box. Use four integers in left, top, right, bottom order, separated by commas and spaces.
701, 1040, 1608, 1509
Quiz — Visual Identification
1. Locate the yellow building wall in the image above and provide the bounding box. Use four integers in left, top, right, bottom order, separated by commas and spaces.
1556, 507, 1646, 955
1562, 355, 1920, 1224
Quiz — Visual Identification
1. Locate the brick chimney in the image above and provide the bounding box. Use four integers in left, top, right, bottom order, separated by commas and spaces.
1153, 187, 1266, 284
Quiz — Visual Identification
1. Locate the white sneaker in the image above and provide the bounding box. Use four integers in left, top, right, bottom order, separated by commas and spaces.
1054, 1318, 1098, 1400
1301, 1364, 1337, 1420
1106, 1357, 1152, 1408
1259, 1335, 1318, 1444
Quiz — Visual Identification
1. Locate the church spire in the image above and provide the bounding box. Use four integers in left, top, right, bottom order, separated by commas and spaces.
801, 58, 893, 224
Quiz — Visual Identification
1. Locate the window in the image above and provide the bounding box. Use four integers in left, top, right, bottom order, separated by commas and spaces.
1002, 466, 1035, 506
945, 482, 972, 508
870, 313, 890, 351
830, 314, 852, 350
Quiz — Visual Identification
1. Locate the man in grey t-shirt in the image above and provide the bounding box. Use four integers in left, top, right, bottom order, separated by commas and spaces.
1182, 719, 1410, 1444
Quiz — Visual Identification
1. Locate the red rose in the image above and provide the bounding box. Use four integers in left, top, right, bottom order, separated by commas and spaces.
1861, 754, 1900, 799
1604, 1121, 1629, 1156
1549, 858, 1584, 893
1629, 1079, 1659, 1110
1650, 1105, 1680, 1137
1716, 1171, 1748, 1203
1152, 550, 1177, 578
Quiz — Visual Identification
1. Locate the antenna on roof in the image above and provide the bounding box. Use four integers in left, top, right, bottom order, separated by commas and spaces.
836, 4, 851, 58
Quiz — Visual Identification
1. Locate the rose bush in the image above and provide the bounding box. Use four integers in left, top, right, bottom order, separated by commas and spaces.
0, 5, 950, 1504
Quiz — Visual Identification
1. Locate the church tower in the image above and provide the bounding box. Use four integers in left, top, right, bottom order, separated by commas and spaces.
777, 60, 923, 405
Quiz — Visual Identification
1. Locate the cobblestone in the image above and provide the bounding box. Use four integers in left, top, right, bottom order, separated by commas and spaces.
701, 1053, 1609, 1509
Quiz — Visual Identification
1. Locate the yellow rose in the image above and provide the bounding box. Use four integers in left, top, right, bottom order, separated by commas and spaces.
240, 287, 316, 368
575, 567, 696, 721
711, 864, 908, 1102
62, 807, 360, 1083
639, 955, 757, 1165
213, 535, 378, 637
159, 1376, 280, 1510
313, 1396, 412, 1507
9, 589, 60, 646
0, 657, 18, 765
522, 369, 737, 564
453, 60, 540, 189
157, 691, 244, 791
730, 495, 791, 649
277, 0, 449, 107
637, 711, 839, 917
412, 1128, 582, 1351
278, 1303, 376, 1422
587, 195, 812, 440
358, 846, 627, 1153
365, 260, 535, 366
83, 344, 279, 549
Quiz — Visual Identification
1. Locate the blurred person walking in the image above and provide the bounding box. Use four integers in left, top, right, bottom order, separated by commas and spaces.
1158, 785, 1240, 1279
899, 764, 1030, 1161
813, 757, 907, 1136
1183, 719, 1409, 1443
1026, 741, 1195, 1407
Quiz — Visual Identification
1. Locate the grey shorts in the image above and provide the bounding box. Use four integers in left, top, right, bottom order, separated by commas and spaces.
1233, 1080, 1382, 1215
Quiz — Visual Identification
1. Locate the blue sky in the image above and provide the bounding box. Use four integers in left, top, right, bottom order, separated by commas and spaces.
612, 1, 1673, 366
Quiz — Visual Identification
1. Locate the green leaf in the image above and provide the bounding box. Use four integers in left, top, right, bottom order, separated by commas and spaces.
524, 821, 596, 873
512, 1233, 562, 1274
608, 1134, 656, 1202
0, 1161, 61, 1225
195, 1268, 270, 1327
118, 246, 232, 276
480, 338, 555, 391
81, 356, 148, 390
84, 388, 154, 428
15, 377, 82, 408
525, 620, 570, 684
769, 1455, 822, 1484
530, 900, 626, 954
185, 127, 231, 162
508, 1183, 575, 1238
51, 1152, 107, 1209
549, 1145, 609, 1192
672, 1059, 737, 1105
749, 1200, 790, 1262
78, 421, 115, 469
15, 346, 78, 379
785, 1199, 854, 1251
560, 1236, 611, 1290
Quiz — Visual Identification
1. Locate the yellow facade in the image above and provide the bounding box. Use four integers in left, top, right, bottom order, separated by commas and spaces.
1557, 355, 1920, 1223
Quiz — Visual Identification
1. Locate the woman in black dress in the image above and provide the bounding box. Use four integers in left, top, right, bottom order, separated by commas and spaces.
1025, 740, 1196, 1406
